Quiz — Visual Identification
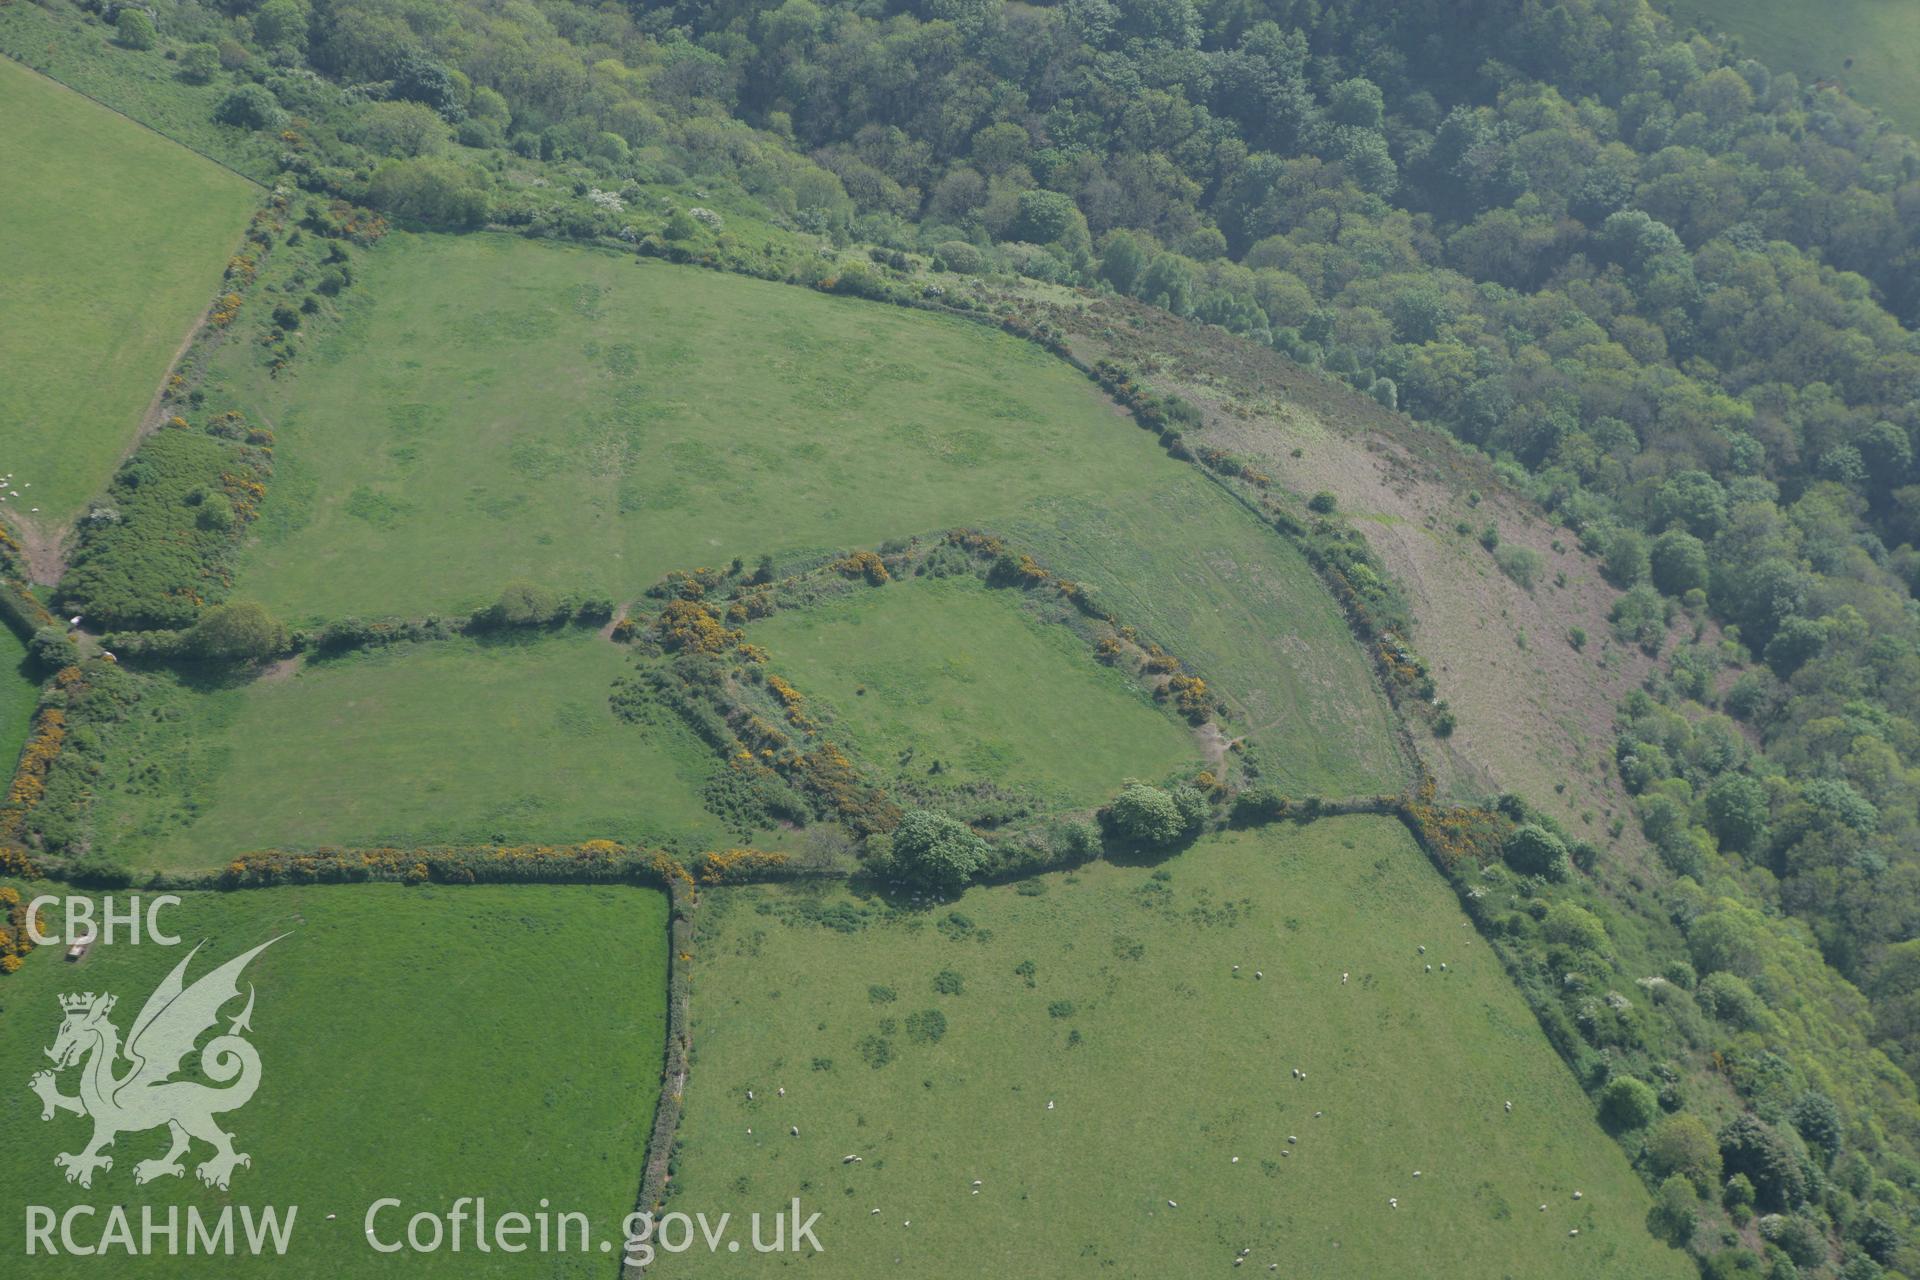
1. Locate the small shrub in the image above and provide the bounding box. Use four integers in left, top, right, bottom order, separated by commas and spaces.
903, 1009, 947, 1044
1493, 544, 1543, 589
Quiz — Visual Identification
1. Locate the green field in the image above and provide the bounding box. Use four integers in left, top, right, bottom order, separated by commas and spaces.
1007, 478, 1406, 795
0, 57, 258, 527
0, 882, 668, 1277
672, 816, 1688, 1277
749, 575, 1201, 809
84, 631, 738, 870
1661, 0, 1920, 136
208, 231, 1403, 796
219, 232, 1187, 620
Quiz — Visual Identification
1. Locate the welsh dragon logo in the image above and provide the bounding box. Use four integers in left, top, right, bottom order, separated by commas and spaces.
29, 937, 283, 1190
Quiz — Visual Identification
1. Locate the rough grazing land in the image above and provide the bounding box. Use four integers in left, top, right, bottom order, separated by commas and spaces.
749, 574, 1202, 809
0, 883, 668, 1278
82, 631, 738, 870
671, 816, 1690, 1279
0, 57, 257, 529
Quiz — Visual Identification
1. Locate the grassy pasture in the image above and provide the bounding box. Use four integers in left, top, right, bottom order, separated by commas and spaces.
1006, 478, 1407, 795
1660, 0, 1920, 137
81, 631, 739, 870
211, 230, 1401, 795
0, 57, 257, 527
0, 882, 668, 1277
672, 816, 1688, 1278
220, 232, 1179, 620
748, 574, 1202, 809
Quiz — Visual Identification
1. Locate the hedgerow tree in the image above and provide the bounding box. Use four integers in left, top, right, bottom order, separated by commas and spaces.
887, 810, 990, 895
489, 579, 561, 627
1107, 783, 1186, 847
187, 602, 287, 662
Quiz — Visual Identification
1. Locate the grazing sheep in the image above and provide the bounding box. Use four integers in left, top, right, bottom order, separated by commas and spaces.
778, 1087, 786, 1097
1425, 964, 1432, 972
843, 1155, 862, 1164
1254, 971, 1264, 979
1572, 1191, 1582, 1200
1046, 1099, 1055, 1110
1417, 946, 1425, 955
1504, 1101, 1513, 1113
746, 1090, 754, 1100
1168, 1201, 1178, 1209
790, 1126, 799, 1136
1341, 972, 1349, 984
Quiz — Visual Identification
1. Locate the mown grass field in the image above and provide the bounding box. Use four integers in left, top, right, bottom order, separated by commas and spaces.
1661, 0, 1920, 136
218, 232, 1180, 620
0, 56, 258, 527
749, 574, 1201, 809
1007, 477, 1407, 795
0, 882, 668, 1277
84, 631, 739, 870
671, 816, 1689, 1278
